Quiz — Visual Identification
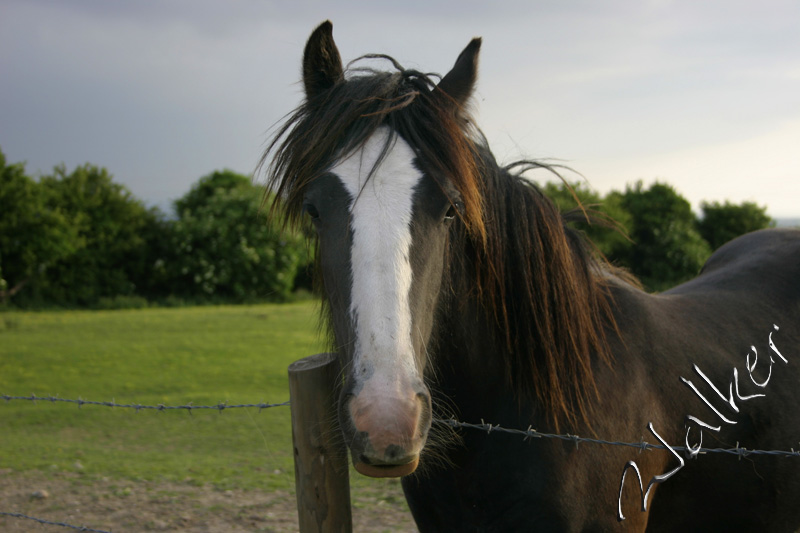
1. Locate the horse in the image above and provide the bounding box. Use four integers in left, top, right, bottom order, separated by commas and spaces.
264, 21, 800, 532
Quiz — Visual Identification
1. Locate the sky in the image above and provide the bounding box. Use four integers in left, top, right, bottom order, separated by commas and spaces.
1, 0, 798, 218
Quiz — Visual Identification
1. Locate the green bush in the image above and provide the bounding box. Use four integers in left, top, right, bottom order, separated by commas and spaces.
698, 201, 774, 251
161, 170, 309, 303
607, 182, 711, 291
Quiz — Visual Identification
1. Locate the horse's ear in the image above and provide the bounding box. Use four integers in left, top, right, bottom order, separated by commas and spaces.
437, 38, 482, 107
303, 20, 344, 100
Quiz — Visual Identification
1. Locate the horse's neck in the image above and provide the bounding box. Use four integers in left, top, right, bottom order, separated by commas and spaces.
431, 297, 522, 421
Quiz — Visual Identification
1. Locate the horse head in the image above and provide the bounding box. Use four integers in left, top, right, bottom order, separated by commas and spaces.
296, 21, 482, 477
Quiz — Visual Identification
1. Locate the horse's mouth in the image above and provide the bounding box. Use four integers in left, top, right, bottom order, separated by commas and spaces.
354, 456, 420, 478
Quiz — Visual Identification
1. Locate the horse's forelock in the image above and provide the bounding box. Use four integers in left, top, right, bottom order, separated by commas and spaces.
262, 57, 487, 247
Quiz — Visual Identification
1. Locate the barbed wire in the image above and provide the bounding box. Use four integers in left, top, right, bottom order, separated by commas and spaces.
3, 393, 798, 459
0, 511, 113, 533
2, 394, 799, 532
1, 394, 289, 414
435, 418, 800, 459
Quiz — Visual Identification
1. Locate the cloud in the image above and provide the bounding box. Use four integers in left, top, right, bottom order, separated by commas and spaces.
579, 119, 800, 217
0, 0, 797, 217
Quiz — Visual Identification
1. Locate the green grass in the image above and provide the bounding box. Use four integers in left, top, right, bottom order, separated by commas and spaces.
0, 303, 324, 491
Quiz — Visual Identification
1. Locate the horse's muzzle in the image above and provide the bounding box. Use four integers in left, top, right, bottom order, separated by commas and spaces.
344, 386, 431, 478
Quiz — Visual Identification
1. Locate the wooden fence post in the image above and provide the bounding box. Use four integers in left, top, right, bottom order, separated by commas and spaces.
288, 353, 353, 532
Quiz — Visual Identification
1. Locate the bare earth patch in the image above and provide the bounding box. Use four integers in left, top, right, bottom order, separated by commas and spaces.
0, 470, 418, 532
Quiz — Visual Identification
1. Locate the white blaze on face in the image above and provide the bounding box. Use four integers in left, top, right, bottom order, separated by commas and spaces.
330, 127, 423, 391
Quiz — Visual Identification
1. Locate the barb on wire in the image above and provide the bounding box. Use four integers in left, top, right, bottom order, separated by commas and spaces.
434, 418, 800, 459
0, 511, 113, 533
1, 394, 289, 413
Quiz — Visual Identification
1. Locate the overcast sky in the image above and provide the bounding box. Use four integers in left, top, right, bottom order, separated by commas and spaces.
1, 0, 798, 218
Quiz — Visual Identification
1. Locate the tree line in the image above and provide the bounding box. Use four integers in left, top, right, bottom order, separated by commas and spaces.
542, 179, 773, 291
0, 148, 773, 308
0, 149, 306, 308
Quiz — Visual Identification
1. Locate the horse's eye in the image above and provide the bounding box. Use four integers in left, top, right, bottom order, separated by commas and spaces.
303, 203, 320, 220
444, 201, 462, 222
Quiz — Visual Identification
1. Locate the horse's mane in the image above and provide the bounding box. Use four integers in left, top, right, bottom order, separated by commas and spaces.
457, 151, 616, 430
262, 56, 615, 431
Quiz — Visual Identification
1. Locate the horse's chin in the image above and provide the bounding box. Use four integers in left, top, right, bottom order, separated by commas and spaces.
354, 457, 419, 478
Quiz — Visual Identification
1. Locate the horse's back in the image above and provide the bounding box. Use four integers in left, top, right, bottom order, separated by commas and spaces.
640, 228, 800, 531
669, 228, 800, 301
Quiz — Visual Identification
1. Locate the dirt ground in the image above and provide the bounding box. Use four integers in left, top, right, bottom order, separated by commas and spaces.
0, 470, 418, 532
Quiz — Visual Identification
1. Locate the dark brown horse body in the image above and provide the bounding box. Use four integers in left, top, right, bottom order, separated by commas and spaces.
406, 228, 800, 531
266, 21, 800, 532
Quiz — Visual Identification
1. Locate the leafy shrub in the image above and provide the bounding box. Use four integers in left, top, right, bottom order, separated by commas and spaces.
161, 171, 308, 303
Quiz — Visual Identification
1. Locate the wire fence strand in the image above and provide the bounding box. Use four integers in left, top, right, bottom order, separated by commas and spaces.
0, 511, 113, 533
4, 393, 799, 458
2, 394, 799, 533
1, 394, 290, 413
436, 418, 800, 459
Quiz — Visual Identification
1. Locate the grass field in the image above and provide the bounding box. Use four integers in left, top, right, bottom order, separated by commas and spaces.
0, 303, 327, 492
0, 302, 418, 531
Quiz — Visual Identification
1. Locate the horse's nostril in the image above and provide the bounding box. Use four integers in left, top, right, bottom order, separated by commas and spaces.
384, 444, 405, 460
